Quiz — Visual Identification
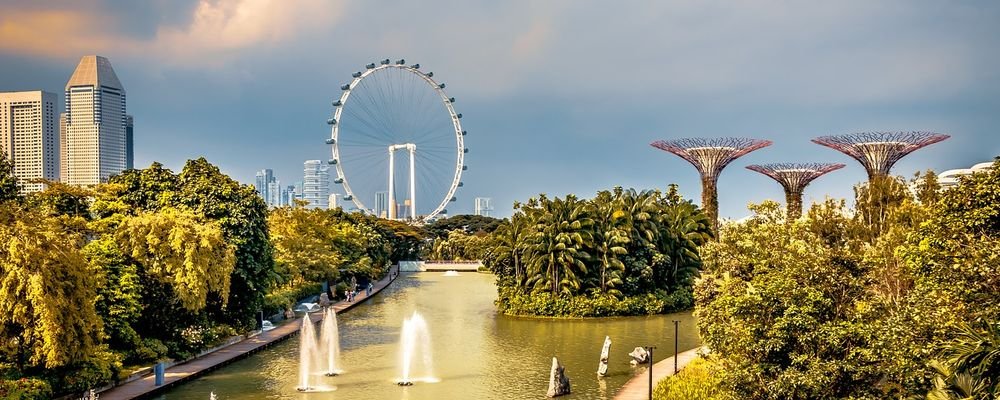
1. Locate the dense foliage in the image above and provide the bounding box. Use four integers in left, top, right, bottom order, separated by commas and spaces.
488, 185, 712, 317
653, 357, 724, 400
694, 163, 1000, 399
0, 157, 419, 397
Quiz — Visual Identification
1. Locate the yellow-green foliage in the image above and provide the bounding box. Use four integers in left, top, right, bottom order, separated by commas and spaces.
653, 357, 724, 400
116, 207, 235, 311
0, 205, 102, 370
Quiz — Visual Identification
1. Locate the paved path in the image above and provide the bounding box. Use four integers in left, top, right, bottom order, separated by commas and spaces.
613, 346, 704, 400
100, 266, 400, 400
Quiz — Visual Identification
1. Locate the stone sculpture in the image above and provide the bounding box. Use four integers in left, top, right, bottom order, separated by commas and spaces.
319, 292, 331, 308
628, 346, 649, 366
597, 336, 611, 377
546, 357, 571, 397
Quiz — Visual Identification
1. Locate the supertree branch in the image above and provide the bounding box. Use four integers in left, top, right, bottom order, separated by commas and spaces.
811, 131, 949, 179
746, 162, 845, 220
650, 137, 772, 235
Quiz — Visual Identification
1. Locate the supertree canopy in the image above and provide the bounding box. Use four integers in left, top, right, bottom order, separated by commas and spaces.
746, 162, 845, 221
811, 131, 949, 179
650, 137, 772, 235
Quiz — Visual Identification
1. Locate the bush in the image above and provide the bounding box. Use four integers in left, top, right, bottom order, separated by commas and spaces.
495, 284, 693, 317
0, 378, 52, 400
653, 357, 724, 400
263, 282, 323, 316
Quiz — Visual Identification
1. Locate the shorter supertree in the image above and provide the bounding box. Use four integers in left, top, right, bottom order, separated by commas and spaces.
651, 137, 772, 235
746, 163, 845, 220
812, 131, 949, 179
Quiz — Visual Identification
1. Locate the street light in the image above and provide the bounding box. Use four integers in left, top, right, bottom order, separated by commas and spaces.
646, 346, 657, 400
673, 320, 680, 374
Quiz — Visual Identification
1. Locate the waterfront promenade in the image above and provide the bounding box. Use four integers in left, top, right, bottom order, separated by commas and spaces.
100, 266, 400, 400
613, 346, 704, 400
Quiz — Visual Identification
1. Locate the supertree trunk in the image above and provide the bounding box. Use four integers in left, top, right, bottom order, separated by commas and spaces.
701, 175, 719, 235
785, 189, 803, 221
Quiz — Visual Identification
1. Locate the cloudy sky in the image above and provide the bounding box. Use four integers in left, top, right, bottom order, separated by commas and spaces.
2, 0, 998, 217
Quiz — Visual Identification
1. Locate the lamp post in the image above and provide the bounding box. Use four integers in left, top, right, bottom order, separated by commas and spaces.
646, 346, 656, 400
673, 320, 679, 374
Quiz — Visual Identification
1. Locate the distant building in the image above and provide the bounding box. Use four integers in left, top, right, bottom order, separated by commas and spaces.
267, 180, 282, 207
284, 185, 296, 206
938, 160, 995, 190
0, 90, 59, 193
255, 168, 274, 204
328, 193, 340, 209
475, 197, 493, 217
125, 115, 134, 169
303, 160, 329, 209
375, 191, 388, 218
64, 55, 127, 185
293, 181, 304, 200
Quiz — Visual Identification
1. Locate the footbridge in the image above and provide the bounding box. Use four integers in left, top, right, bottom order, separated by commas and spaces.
399, 260, 482, 272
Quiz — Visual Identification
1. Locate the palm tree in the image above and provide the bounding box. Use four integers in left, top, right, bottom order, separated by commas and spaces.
494, 208, 531, 285
654, 197, 712, 288
589, 190, 629, 296
524, 195, 593, 295
926, 322, 1000, 399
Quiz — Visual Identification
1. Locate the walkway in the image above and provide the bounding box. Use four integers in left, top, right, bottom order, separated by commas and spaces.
613, 346, 704, 400
100, 266, 400, 400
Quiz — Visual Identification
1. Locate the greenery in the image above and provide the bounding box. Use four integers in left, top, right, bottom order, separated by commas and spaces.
0, 158, 421, 396
694, 161, 1000, 399
488, 185, 712, 317
653, 357, 723, 400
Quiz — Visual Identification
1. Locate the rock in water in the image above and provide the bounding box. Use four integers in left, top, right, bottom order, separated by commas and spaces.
546, 357, 571, 397
628, 347, 649, 366
597, 336, 611, 377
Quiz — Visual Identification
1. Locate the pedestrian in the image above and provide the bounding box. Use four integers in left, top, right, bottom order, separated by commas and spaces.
367, 282, 374, 296
344, 289, 351, 302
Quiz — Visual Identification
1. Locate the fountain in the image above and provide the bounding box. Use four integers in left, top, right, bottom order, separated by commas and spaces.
443, 270, 460, 277
320, 307, 343, 376
397, 312, 434, 386
297, 318, 319, 391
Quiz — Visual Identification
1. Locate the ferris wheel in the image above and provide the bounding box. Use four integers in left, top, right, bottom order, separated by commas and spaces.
326, 59, 467, 221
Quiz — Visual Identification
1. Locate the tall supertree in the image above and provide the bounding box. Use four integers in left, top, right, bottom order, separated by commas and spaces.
650, 137, 772, 235
746, 163, 845, 221
811, 131, 949, 179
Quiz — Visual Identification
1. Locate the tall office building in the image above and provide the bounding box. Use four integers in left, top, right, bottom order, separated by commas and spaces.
64, 55, 127, 185
255, 168, 273, 201
475, 197, 494, 217
59, 112, 66, 179
125, 115, 134, 169
375, 191, 388, 218
0, 91, 59, 193
284, 185, 297, 206
328, 193, 340, 210
303, 160, 329, 209
267, 180, 282, 207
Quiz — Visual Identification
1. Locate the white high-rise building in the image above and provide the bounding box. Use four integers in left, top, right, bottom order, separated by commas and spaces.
267, 180, 282, 207
375, 191, 388, 218
303, 160, 329, 209
64, 55, 127, 185
0, 91, 59, 193
475, 197, 493, 217
328, 193, 340, 210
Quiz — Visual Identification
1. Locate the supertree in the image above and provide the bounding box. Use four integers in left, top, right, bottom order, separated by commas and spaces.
811, 131, 949, 179
650, 137, 772, 235
746, 163, 845, 221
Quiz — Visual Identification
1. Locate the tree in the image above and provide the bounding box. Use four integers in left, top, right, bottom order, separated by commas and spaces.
0, 204, 102, 371
493, 209, 531, 284
425, 214, 503, 237
589, 190, 628, 295
115, 207, 236, 311
523, 194, 593, 295
926, 323, 1000, 398
269, 206, 345, 284
83, 236, 143, 356
0, 150, 19, 203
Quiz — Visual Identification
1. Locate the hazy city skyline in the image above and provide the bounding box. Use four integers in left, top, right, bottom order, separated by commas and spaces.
2, 1, 999, 217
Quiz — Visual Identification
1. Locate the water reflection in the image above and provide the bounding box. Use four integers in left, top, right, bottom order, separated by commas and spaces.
156, 273, 699, 400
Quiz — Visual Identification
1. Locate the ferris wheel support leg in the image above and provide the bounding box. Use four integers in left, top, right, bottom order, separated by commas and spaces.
409, 146, 416, 220
388, 147, 396, 220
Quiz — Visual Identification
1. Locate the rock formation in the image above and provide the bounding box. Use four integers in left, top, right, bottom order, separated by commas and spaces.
546, 357, 571, 397
628, 347, 649, 366
597, 336, 611, 377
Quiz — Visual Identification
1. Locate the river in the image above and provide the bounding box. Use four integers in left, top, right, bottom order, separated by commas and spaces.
155, 272, 699, 399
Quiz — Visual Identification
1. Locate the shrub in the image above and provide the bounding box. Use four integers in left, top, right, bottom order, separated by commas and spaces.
0, 378, 52, 400
495, 284, 692, 317
263, 282, 323, 316
653, 357, 724, 400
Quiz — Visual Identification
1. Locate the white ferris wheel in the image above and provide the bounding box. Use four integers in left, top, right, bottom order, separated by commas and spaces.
326, 59, 467, 221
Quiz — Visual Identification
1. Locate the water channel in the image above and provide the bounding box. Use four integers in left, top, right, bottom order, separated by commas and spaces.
156, 272, 699, 399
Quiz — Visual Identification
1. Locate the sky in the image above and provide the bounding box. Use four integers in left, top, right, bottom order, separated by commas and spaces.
2, 0, 999, 218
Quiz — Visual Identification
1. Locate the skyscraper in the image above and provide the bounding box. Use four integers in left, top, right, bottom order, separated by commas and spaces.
0, 91, 58, 193
475, 197, 493, 217
267, 179, 282, 207
64, 55, 127, 185
375, 191, 388, 218
125, 115, 134, 169
284, 185, 297, 206
303, 160, 329, 209
255, 168, 273, 201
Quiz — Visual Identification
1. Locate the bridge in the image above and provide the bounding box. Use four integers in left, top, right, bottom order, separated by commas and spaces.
399, 260, 483, 272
